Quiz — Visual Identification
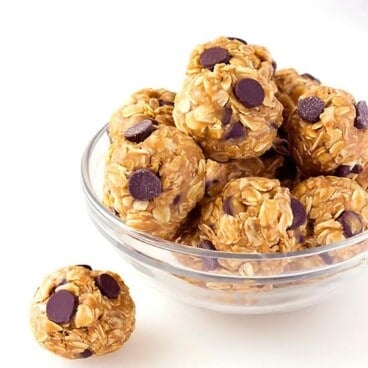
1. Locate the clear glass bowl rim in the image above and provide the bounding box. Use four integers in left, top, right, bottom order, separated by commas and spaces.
81, 123, 368, 261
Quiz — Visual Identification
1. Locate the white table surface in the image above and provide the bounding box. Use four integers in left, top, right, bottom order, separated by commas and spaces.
1, 1, 368, 367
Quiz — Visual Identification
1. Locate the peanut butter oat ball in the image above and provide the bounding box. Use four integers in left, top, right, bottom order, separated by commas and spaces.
199, 177, 307, 253
108, 88, 175, 142
287, 86, 368, 176
292, 176, 368, 247
173, 36, 282, 162
103, 124, 205, 240
30, 265, 135, 359
174, 65, 283, 162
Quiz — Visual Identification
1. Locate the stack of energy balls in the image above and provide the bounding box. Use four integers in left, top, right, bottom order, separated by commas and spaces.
103, 36, 368, 273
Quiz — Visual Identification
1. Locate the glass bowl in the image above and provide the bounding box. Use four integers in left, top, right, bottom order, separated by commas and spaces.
81, 124, 368, 314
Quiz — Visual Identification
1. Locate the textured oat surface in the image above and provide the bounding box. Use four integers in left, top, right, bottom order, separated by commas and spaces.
108, 88, 175, 142
30, 266, 135, 359
103, 125, 205, 239
292, 176, 368, 247
288, 85, 367, 175
173, 36, 283, 162
199, 177, 306, 253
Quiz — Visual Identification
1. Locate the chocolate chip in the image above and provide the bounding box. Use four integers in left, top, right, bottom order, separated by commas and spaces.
227, 37, 248, 45
289, 198, 307, 230
173, 194, 181, 206
76, 264, 92, 270
234, 78, 265, 108
95, 273, 121, 299
297, 96, 325, 123
224, 121, 247, 140
159, 100, 174, 107
222, 105, 232, 125
128, 169, 162, 201
335, 165, 352, 177
320, 253, 333, 265
352, 164, 363, 174
124, 119, 154, 143
301, 73, 321, 84
46, 290, 78, 324
354, 101, 368, 130
337, 210, 364, 238
198, 240, 218, 270
199, 47, 230, 70
276, 157, 297, 181
222, 197, 233, 215
77, 349, 93, 359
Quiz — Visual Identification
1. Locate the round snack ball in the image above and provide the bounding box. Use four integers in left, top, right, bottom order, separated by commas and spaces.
174, 66, 283, 162
199, 177, 307, 253
103, 125, 205, 240
30, 265, 135, 359
287, 86, 368, 176
292, 176, 368, 247
108, 88, 176, 143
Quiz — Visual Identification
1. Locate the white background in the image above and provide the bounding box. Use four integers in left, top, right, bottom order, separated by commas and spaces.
1, 0, 368, 367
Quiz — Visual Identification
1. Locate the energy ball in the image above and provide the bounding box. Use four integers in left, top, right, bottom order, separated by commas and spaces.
199, 177, 307, 253
30, 265, 135, 359
287, 85, 368, 176
103, 124, 205, 239
108, 88, 176, 142
173, 36, 282, 162
292, 176, 368, 247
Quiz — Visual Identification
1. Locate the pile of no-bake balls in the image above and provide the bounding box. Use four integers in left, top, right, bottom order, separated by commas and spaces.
30, 36, 368, 360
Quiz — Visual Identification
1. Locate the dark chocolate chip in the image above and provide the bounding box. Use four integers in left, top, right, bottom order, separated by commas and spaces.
222, 105, 232, 125
335, 165, 352, 177
352, 164, 363, 174
198, 240, 218, 270
289, 198, 307, 230
227, 37, 248, 45
95, 273, 121, 299
276, 157, 297, 181
158, 100, 174, 107
320, 253, 333, 265
76, 264, 92, 270
77, 349, 93, 359
234, 78, 265, 108
297, 96, 325, 123
222, 197, 233, 215
301, 73, 321, 84
354, 101, 368, 130
124, 119, 154, 143
337, 210, 363, 238
173, 194, 181, 206
128, 169, 162, 201
224, 121, 247, 140
199, 47, 230, 69
46, 290, 78, 324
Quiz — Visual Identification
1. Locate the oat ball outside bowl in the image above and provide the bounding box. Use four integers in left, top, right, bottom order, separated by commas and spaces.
30, 265, 135, 359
